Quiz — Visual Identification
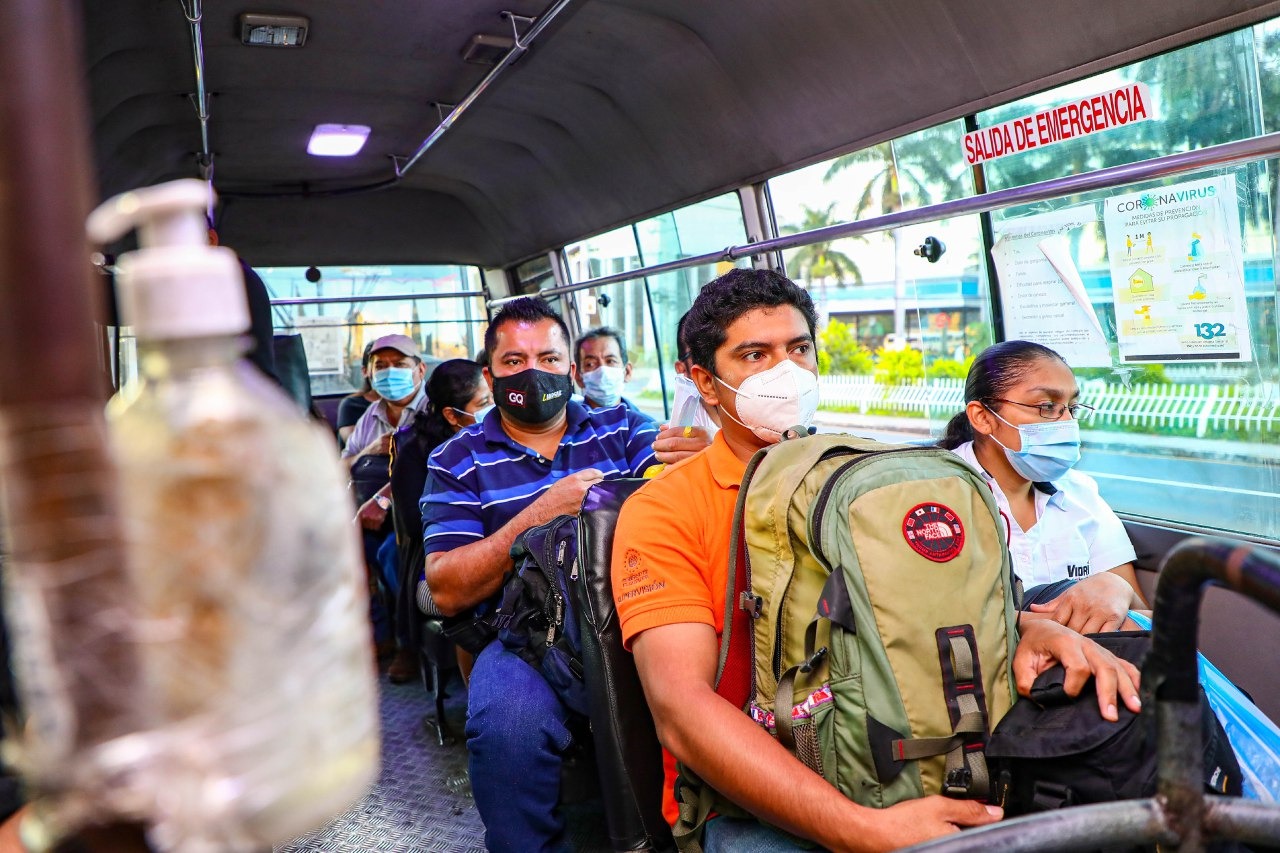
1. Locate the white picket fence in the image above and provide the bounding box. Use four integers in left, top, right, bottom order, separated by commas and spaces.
819, 375, 1280, 437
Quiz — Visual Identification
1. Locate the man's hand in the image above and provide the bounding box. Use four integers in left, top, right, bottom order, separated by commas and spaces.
857, 798, 1002, 851
355, 496, 388, 530
652, 424, 713, 464
532, 469, 605, 518
1028, 571, 1132, 634
361, 433, 393, 457
1014, 618, 1141, 722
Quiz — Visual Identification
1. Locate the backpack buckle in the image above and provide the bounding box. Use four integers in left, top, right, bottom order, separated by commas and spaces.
739, 591, 763, 618
799, 646, 828, 674
943, 767, 973, 796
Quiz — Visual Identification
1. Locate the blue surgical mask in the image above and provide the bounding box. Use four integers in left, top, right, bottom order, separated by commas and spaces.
371, 366, 417, 402
581, 365, 626, 407
451, 404, 494, 426
988, 408, 1081, 482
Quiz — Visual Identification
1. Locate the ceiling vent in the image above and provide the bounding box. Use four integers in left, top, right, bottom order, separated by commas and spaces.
462, 33, 514, 65
239, 13, 309, 47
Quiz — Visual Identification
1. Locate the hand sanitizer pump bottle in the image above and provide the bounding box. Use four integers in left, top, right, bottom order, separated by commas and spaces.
87, 180, 379, 852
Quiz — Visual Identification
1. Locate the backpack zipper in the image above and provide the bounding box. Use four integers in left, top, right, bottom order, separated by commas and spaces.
541, 518, 572, 645
768, 447, 858, 681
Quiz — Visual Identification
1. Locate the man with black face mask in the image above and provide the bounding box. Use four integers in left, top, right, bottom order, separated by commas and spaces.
420, 297, 660, 853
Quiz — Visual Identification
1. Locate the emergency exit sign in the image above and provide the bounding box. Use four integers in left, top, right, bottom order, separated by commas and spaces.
963, 83, 1154, 167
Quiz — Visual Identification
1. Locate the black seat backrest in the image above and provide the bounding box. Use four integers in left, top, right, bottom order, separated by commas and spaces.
576, 479, 674, 853
270, 333, 313, 411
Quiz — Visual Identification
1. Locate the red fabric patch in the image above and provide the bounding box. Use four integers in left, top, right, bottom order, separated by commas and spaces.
902, 503, 965, 562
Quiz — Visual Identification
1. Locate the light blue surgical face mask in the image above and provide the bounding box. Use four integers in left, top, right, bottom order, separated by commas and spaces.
451, 404, 494, 426
988, 407, 1081, 482
371, 366, 417, 402
581, 365, 626, 407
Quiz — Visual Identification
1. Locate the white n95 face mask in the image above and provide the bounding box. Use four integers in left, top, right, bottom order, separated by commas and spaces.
670, 373, 720, 438
715, 359, 819, 443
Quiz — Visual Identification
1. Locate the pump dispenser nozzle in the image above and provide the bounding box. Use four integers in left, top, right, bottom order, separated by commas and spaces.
88, 179, 249, 340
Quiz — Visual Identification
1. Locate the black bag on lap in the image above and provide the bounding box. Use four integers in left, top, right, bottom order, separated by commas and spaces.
349, 452, 392, 513
988, 631, 1241, 815
492, 515, 589, 716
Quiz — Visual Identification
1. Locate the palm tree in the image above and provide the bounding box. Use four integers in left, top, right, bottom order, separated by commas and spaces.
782, 203, 863, 287
781, 204, 862, 321
824, 125, 969, 337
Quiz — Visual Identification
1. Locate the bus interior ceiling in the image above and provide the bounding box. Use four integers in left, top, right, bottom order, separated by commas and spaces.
83, 0, 1280, 270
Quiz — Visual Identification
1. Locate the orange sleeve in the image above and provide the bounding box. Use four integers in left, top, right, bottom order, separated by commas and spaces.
612, 478, 716, 650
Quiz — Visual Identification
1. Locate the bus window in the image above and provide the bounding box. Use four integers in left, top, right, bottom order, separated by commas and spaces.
768, 122, 996, 417
565, 193, 750, 420
977, 27, 1264, 193
258, 265, 487, 397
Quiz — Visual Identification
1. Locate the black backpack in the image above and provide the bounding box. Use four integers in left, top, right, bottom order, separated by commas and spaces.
492, 515, 589, 716
988, 631, 1241, 815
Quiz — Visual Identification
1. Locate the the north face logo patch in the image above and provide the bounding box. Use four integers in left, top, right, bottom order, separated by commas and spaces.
903, 503, 965, 562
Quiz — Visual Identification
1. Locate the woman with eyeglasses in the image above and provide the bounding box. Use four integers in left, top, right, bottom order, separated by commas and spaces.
940, 340, 1148, 634
389, 358, 493, 684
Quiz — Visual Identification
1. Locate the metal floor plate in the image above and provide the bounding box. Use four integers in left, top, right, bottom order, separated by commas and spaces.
278, 671, 611, 852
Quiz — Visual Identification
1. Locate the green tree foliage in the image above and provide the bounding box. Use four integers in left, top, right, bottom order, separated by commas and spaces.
824, 124, 970, 215
964, 321, 993, 354
925, 356, 974, 380
1075, 364, 1170, 384
818, 319, 874, 374
782, 204, 863, 287
874, 347, 924, 385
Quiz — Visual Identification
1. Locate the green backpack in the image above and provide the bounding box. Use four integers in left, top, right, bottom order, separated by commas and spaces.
674, 434, 1019, 851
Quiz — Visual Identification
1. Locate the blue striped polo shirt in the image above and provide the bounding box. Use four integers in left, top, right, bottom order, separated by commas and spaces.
421, 399, 659, 555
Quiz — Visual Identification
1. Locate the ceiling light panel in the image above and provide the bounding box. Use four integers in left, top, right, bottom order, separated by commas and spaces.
307, 125, 371, 157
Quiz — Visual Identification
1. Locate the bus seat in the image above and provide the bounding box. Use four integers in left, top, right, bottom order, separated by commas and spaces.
415, 579, 459, 746
576, 479, 675, 853
313, 394, 344, 431
270, 333, 313, 412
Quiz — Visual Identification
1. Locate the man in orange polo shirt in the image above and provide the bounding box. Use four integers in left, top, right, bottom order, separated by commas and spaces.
612, 269, 1143, 852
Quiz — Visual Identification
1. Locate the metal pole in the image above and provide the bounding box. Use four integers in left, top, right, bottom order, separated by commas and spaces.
0, 0, 147, 846
269, 290, 484, 307
900, 800, 1175, 853
491, 131, 1280, 308
394, 0, 576, 179
964, 114, 1003, 346
178, 0, 213, 184
1143, 536, 1280, 852
631, 223, 670, 420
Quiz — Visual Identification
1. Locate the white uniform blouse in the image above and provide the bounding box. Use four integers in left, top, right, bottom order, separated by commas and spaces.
950, 441, 1137, 588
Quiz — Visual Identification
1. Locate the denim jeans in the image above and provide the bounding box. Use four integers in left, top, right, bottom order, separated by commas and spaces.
362, 529, 403, 645
703, 816, 815, 852
465, 640, 573, 853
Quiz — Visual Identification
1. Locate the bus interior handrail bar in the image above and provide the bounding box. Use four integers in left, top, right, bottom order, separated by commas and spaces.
394, 0, 575, 179
270, 291, 484, 307
1146, 537, 1280, 704
491, 130, 1280, 308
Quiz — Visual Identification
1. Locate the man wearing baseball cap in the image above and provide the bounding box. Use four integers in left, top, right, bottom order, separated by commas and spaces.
345, 333, 431, 683
343, 333, 429, 467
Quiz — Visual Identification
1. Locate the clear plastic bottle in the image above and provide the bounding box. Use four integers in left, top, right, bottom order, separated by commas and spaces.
87, 180, 379, 851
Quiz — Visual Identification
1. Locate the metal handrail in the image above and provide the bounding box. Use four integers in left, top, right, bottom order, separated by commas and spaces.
394, 0, 575, 179
901, 537, 1280, 853
269, 291, 484, 307
491, 130, 1280, 308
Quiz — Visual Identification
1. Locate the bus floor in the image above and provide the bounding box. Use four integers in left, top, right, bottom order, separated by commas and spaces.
279, 669, 612, 852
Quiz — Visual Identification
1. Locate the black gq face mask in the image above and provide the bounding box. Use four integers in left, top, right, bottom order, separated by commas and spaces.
492, 369, 574, 424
